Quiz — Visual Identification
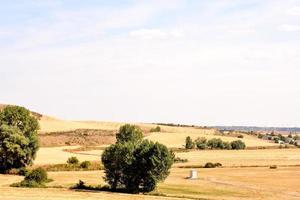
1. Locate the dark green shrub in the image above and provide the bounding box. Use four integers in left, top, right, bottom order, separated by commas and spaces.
80, 161, 91, 169
67, 157, 79, 165
207, 138, 224, 149
18, 167, 29, 176
237, 135, 244, 138
25, 168, 48, 184
174, 157, 188, 163
204, 162, 215, 168
195, 137, 207, 150
185, 136, 195, 149
230, 140, 246, 150
269, 165, 277, 169
214, 162, 222, 167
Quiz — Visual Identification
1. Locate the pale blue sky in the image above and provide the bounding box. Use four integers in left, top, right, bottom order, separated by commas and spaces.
1, 0, 300, 126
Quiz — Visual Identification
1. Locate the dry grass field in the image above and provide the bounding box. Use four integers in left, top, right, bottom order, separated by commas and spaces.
1, 167, 299, 200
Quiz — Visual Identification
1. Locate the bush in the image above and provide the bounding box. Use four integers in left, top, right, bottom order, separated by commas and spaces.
185, 136, 195, 149
174, 157, 188, 163
80, 161, 91, 169
204, 162, 215, 168
11, 167, 50, 188
237, 135, 244, 138
207, 138, 224, 149
25, 168, 48, 184
203, 162, 222, 168
230, 140, 246, 150
67, 157, 79, 165
269, 165, 277, 169
150, 126, 161, 132
0, 106, 39, 173
18, 167, 29, 176
195, 137, 207, 150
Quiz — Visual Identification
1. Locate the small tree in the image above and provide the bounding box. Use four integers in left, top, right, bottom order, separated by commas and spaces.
0, 106, 39, 173
185, 136, 194, 149
116, 124, 143, 144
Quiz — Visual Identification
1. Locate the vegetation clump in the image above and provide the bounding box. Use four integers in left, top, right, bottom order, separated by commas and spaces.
102, 124, 174, 193
204, 162, 223, 168
67, 156, 79, 165
174, 157, 188, 163
184, 136, 246, 150
0, 106, 39, 173
11, 168, 51, 188
150, 126, 161, 132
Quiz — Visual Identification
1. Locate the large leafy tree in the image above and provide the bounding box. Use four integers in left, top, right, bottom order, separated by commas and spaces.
0, 106, 39, 173
102, 124, 174, 193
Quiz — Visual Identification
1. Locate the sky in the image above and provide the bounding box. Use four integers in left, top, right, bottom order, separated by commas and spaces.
1, 0, 300, 127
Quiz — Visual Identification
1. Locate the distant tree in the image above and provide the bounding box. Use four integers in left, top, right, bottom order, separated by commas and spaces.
116, 124, 143, 144
207, 138, 224, 149
230, 140, 246, 150
0, 106, 39, 173
185, 136, 194, 149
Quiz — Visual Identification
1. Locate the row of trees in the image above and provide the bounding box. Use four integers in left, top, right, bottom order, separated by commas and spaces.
185, 136, 246, 150
101, 124, 174, 193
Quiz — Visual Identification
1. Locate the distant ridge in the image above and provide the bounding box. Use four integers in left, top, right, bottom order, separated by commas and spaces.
213, 126, 300, 132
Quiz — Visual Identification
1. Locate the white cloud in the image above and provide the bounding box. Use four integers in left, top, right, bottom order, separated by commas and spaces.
278, 24, 300, 32
287, 6, 300, 16
129, 29, 184, 39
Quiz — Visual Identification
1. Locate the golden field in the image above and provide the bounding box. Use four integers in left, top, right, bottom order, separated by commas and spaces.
1, 167, 300, 200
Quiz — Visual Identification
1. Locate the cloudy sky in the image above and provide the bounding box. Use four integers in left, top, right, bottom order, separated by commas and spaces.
1, 0, 300, 126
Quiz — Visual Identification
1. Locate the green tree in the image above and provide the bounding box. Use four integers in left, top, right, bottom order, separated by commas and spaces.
102, 124, 174, 193
185, 136, 194, 149
0, 106, 39, 173
195, 137, 207, 150
116, 124, 143, 144
150, 126, 161, 132
67, 156, 79, 165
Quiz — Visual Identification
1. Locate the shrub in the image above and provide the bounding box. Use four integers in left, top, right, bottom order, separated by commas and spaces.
80, 161, 91, 169
150, 126, 161, 132
174, 157, 188, 163
230, 140, 246, 150
25, 168, 48, 184
269, 165, 277, 169
237, 135, 244, 138
18, 167, 29, 176
185, 136, 195, 149
195, 137, 207, 150
207, 138, 224, 149
214, 162, 222, 167
11, 167, 50, 188
0, 106, 39, 173
67, 157, 79, 165
204, 162, 215, 168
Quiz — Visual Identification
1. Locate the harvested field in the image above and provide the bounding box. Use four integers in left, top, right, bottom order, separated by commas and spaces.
1, 167, 300, 200
175, 148, 300, 167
